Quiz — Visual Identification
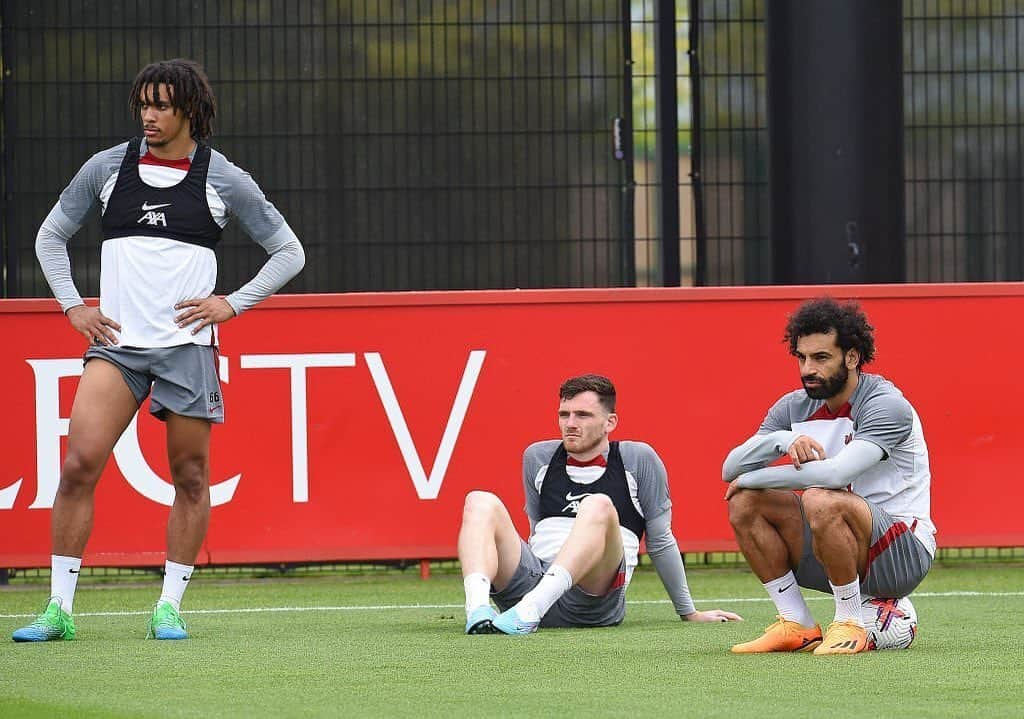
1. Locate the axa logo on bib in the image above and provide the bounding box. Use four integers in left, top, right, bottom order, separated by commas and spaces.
0, 350, 486, 511
137, 201, 171, 226
562, 491, 594, 514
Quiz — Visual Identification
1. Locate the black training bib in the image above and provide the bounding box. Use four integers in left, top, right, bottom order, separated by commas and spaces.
102, 137, 223, 250
537, 441, 646, 540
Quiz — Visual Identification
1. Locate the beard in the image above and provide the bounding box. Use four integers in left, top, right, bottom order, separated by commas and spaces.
802, 363, 849, 399
563, 432, 602, 455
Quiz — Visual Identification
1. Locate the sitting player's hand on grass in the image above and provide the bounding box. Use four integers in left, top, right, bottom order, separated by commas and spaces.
682, 609, 743, 622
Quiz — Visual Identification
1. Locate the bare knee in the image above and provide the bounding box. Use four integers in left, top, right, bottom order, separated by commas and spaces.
170, 456, 209, 504
801, 488, 846, 532
727, 488, 763, 529
576, 493, 618, 526
58, 450, 106, 496
463, 490, 503, 523
728, 489, 806, 536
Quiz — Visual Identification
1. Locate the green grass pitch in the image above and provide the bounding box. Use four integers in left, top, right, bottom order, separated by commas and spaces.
1, 562, 1022, 718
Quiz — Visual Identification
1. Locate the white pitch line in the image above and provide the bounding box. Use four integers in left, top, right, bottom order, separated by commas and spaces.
1, 590, 1021, 619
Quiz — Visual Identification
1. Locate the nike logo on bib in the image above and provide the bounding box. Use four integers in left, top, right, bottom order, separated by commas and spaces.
561, 491, 594, 514
141, 202, 172, 211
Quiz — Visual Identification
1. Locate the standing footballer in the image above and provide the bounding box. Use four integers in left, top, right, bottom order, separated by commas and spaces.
13, 59, 304, 642
722, 297, 935, 655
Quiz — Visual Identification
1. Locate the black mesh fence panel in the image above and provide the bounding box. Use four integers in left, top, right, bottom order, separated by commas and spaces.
1, 0, 629, 297
4, 1, 1024, 293
694, 0, 1024, 284
692, 0, 769, 285
904, 0, 1024, 281
627, 0, 698, 286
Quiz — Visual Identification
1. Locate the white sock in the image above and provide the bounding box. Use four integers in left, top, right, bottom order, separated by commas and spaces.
830, 578, 864, 626
159, 561, 194, 612
463, 573, 492, 614
764, 571, 816, 627
50, 555, 82, 615
516, 564, 573, 622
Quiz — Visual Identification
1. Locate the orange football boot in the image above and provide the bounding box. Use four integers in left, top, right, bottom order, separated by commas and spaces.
812, 620, 869, 655
730, 616, 823, 654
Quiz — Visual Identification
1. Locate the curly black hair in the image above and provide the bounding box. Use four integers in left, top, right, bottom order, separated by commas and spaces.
129, 59, 216, 141
784, 297, 876, 368
559, 374, 616, 413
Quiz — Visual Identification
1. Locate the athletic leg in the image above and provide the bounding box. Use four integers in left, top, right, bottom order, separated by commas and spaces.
53, 359, 141, 558
458, 491, 524, 588
728, 488, 822, 652
801, 487, 872, 586
164, 413, 212, 566
14, 359, 138, 642
494, 494, 623, 635
457, 491, 523, 632
547, 493, 624, 595
729, 488, 815, 624
727, 488, 805, 581
801, 488, 873, 655
148, 413, 211, 640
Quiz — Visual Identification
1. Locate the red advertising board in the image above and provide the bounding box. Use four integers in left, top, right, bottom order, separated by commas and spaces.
2, 283, 1022, 567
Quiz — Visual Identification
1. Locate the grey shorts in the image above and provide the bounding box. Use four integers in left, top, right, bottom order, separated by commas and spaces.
795, 495, 932, 597
491, 540, 627, 628
84, 344, 224, 424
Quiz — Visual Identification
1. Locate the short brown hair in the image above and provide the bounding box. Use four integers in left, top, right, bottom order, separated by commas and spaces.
559, 374, 616, 413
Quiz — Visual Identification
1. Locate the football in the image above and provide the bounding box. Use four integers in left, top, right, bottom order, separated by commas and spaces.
861, 595, 918, 650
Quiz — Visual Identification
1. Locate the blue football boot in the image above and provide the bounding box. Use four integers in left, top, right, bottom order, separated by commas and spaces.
465, 605, 498, 634
492, 606, 540, 635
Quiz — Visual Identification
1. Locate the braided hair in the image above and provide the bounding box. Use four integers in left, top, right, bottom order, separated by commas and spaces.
129, 59, 216, 141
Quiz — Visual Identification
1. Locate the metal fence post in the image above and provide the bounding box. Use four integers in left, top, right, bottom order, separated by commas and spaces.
619, 0, 637, 287
688, 0, 706, 286
655, 0, 681, 287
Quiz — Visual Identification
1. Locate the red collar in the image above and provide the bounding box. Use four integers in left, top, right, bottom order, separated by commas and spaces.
567, 454, 607, 468
140, 151, 191, 171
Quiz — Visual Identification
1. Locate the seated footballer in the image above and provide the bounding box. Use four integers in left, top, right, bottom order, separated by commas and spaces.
457, 373, 742, 634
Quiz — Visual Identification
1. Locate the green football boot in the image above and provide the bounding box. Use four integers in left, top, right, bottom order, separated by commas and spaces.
12, 597, 76, 642
147, 600, 188, 640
